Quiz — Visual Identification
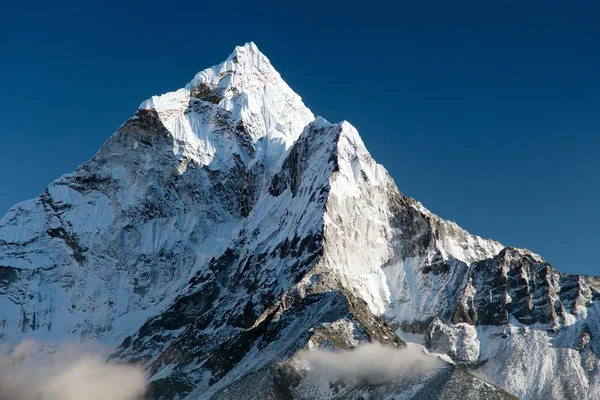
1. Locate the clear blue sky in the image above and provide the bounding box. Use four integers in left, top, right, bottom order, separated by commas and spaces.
1, 1, 598, 275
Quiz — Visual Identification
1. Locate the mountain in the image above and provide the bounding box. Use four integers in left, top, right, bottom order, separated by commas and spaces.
0, 42, 598, 400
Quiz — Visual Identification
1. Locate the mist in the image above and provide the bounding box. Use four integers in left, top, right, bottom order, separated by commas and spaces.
0, 340, 146, 400
300, 342, 441, 384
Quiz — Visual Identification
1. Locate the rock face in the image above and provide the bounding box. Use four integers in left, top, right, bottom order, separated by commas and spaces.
0, 42, 597, 399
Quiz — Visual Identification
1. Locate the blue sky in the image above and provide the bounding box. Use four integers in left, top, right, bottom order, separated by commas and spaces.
1, 1, 598, 275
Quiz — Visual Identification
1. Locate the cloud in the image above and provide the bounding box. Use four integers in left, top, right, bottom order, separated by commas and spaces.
299, 342, 441, 384
0, 340, 146, 400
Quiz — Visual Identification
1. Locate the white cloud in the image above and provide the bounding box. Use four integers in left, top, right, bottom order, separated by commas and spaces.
0, 340, 146, 400
299, 342, 441, 384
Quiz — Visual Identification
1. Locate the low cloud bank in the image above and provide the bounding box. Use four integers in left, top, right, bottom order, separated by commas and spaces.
300, 342, 441, 384
0, 340, 146, 400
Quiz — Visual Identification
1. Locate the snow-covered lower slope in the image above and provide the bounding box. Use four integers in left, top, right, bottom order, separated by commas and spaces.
424, 248, 600, 399
1, 42, 598, 400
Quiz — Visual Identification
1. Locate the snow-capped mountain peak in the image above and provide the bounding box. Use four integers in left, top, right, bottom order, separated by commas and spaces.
138, 42, 313, 174
1, 43, 599, 400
